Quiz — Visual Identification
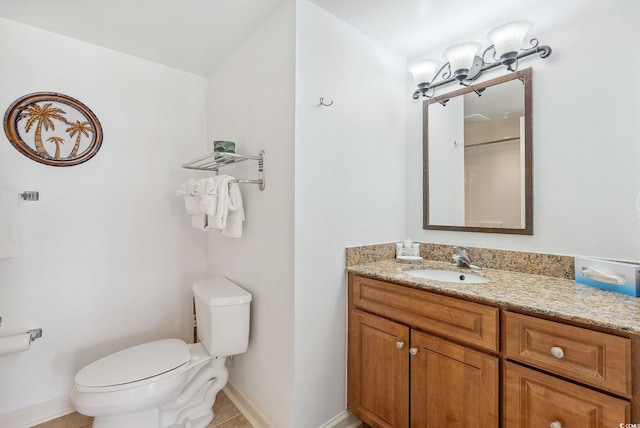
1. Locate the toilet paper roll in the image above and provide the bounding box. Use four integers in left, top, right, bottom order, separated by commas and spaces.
0, 332, 31, 356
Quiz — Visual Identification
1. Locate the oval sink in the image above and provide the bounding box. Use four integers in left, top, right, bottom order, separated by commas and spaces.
404, 269, 489, 284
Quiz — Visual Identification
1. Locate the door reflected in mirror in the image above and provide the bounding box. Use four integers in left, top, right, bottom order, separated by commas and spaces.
423, 68, 532, 234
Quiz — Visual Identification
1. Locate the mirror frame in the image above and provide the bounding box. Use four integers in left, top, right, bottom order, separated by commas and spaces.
423, 68, 533, 235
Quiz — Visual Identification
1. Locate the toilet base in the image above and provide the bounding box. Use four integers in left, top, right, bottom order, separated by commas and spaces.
82, 356, 229, 428
90, 407, 214, 428
162, 356, 228, 428
92, 409, 160, 428
164, 411, 213, 428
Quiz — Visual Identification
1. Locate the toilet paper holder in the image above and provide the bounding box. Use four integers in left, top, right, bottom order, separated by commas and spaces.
0, 317, 40, 342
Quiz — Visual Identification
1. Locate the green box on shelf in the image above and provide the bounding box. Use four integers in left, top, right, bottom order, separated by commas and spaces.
213, 140, 235, 153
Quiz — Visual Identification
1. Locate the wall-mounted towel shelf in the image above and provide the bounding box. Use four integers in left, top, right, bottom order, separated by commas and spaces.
181, 150, 265, 191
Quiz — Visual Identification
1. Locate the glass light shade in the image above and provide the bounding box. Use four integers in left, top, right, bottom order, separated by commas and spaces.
443, 42, 481, 74
409, 59, 440, 85
488, 21, 533, 58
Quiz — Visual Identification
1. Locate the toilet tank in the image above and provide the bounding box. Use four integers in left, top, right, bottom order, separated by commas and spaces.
193, 276, 252, 357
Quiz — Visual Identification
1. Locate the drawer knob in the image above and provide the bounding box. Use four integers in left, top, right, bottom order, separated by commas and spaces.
396, 341, 405, 349
409, 347, 418, 356
550, 346, 564, 359
549, 421, 562, 428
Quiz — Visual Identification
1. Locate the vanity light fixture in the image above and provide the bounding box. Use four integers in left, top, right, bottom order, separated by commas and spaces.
443, 42, 482, 81
410, 21, 551, 99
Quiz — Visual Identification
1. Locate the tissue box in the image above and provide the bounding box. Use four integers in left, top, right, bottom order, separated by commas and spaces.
575, 257, 640, 297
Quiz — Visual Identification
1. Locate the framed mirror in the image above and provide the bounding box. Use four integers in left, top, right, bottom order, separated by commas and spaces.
423, 68, 532, 234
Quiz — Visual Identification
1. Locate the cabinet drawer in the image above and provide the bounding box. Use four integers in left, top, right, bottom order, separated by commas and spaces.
504, 311, 631, 397
504, 361, 630, 427
351, 275, 499, 352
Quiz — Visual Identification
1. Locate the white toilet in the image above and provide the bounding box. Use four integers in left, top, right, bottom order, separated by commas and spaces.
71, 276, 251, 428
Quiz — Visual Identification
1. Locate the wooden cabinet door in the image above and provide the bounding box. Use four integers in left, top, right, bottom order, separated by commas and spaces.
504, 361, 630, 427
410, 330, 499, 428
348, 309, 409, 428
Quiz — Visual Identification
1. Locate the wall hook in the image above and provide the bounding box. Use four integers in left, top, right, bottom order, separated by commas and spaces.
319, 97, 333, 107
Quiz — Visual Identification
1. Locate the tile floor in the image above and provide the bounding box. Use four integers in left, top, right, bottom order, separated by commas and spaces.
33, 391, 253, 428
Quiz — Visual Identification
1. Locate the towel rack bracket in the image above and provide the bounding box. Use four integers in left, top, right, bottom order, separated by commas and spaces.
20, 191, 39, 201
257, 150, 265, 191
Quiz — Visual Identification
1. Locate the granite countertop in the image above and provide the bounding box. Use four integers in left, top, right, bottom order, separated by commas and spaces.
348, 259, 640, 334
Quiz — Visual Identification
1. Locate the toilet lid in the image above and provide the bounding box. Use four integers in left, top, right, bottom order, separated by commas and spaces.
75, 339, 191, 388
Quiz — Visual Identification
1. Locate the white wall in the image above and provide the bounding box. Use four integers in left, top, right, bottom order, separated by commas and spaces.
206, 3, 405, 427
0, 18, 208, 417
407, 0, 640, 261
206, 2, 296, 428
295, 1, 406, 426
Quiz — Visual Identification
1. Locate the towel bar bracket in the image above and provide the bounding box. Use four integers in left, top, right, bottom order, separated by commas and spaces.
257, 149, 265, 191
28, 328, 42, 342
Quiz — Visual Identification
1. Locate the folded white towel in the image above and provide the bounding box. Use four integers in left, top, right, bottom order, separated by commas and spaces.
0, 190, 19, 258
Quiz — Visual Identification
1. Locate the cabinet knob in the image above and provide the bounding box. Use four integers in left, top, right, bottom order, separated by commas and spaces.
396, 341, 405, 349
409, 347, 418, 356
549, 421, 562, 428
550, 346, 564, 359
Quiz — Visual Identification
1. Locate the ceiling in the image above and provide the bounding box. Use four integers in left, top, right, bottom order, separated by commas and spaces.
0, 0, 544, 76
0, 0, 286, 76
310, 0, 545, 60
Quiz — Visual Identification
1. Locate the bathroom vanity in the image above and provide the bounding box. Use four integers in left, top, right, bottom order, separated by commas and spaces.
347, 259, 640, 427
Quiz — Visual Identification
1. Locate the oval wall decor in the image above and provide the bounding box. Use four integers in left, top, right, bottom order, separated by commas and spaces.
3, 92, 103, 167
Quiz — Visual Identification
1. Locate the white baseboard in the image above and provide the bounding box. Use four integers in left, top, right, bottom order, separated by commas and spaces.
223, 380, 278, 428
0, 396, 74, 428
223, 380, 361, 428
318, 410, 361, 428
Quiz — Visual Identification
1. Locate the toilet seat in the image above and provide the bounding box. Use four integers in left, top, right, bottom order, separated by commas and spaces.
75, 339, 191, 392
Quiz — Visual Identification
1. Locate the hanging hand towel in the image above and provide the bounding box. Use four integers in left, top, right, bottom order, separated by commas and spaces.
199, 177, 220, 216
176, 179, 201, 214
178, 176, 244, 236
221, 182, 244, 238
0, 190, 19, 257
177, 179, 208, 231
205, 175, 244, 238
206, 175, 234, 231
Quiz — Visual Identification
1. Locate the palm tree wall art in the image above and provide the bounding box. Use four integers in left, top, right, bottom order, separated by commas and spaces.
3, 92, 103, 166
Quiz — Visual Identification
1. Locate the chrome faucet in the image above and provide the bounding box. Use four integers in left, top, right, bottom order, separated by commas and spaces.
452, 246, 481, 269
